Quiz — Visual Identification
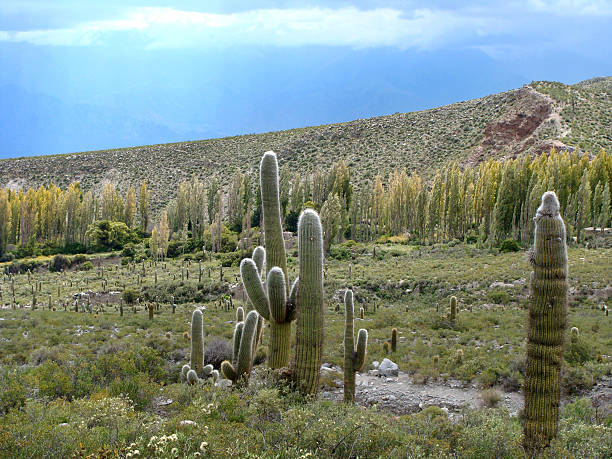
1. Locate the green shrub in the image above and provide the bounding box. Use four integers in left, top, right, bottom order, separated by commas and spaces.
499, 239, 521, 253
49, 254, 71, 272
121, 289, 139, 305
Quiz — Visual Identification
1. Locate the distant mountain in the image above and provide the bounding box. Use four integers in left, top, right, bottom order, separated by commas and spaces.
0, 77, 609, 215
0, 46, 526, 157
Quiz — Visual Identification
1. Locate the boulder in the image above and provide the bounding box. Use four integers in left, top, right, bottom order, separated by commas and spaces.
378, 358, 399, 377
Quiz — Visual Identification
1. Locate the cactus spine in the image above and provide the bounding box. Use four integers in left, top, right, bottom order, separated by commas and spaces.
523, 191, 568, 451
391, 327, 397, 352
292, 209, 325, 395
343, 289, 367, 403
450, 296, 457, 322
221, 310, 259, 383
190, 309, 204, 376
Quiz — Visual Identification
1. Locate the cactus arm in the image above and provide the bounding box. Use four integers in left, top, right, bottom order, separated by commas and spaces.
240, 258, 270, 321
285, 277, 299, 322
236, 310, 259, 377
252, 246, 266, 277
267, 267, 288, 323
220, 360, 237, 381
260, 152, 289, 293
233, 322, 244, 364
354, 329, 368, 371
293, 209, 325, 395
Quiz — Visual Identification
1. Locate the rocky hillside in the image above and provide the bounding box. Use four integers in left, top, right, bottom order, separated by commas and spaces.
0, 77, 609, 214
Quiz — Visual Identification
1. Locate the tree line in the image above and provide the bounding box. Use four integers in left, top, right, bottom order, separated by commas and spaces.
0, 149, 610, 258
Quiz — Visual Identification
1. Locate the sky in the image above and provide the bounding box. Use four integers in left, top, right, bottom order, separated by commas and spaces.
1, 1, 611, 157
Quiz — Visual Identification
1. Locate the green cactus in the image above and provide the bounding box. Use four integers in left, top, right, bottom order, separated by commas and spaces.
241, 252, 296, 368
343, 289, 368, 403
450, 296, 457, 322
570, 327, 579, 343
260, 152, 289, 291
180, 364, 191, 382
148, 303, 154, 320
186, 369, 198, 385
383, 341, 390, 354
236, 306, 245, 323
391, 327, 397, 352
523, 191, 568, 452
190, 309, 204, 376
221, 310, 259, 383
292, 209, 325, 395
252, 245, 266, 275
238, 152, 294, 369
359, 307, 364, 319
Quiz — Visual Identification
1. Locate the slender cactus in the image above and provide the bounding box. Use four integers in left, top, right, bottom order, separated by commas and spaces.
391, 327, 397, 352
450, 296, 457, 323
292, 209, 325, 395
221, 310, 259, 383
190, 309, 204, 376
343, 289, 368, 403
523, 191, 568, 452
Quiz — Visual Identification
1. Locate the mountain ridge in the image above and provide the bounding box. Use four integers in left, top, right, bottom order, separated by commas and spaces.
0, 77, 609, 214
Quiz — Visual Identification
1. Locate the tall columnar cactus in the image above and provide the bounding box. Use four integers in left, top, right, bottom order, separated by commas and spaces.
239, 153, 296, 368
523, 191, 568, 451
391, 327, 397, 352
221, 310, 259, 383
343, 289, 368, 403
450, 296, 457, 322
190, 309, 204, 376
292, 209, 325, 395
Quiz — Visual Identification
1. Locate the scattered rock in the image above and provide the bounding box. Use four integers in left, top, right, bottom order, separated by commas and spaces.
378, 358, 399, 377
179, 420, 197, 427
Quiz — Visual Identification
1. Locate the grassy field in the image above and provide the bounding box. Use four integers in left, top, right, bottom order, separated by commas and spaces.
0, 241, 610, 457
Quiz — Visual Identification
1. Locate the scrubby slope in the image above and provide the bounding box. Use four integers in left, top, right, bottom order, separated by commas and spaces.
0, 78, 609, 213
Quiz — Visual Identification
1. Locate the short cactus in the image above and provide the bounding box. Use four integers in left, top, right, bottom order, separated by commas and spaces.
359, 307, 364, 319
570, 327, 579, 343
523, 192, 568, 451
221, 310, 259, 383
383, 341, 390, 354
148, 303, 154, 320
343, 289, 368, 403
450, 296, 457, 322
186, 369, 198, 385
180, 364, 191, 382
236, 306, 244, 323
391, 328, 397, 352
190, 309, 204, 376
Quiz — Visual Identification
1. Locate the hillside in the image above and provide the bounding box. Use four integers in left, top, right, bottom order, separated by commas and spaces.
0, 77, 610, 214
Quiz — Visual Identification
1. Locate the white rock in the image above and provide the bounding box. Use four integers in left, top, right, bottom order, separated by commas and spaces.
371, 360, 380, 369
179, 420, 197, 427
215, 379, 232, 388
378, 358, 399, 377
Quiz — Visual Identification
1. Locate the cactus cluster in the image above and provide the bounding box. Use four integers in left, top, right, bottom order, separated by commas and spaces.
240, 152, 325, 395
343, 289, 368, 403
181, 362, 217, 385
221, 309, 261, 384
523, 192, 568, 451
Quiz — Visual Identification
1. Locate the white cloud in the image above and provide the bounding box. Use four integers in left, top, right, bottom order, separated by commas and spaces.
527, 0, 612, 16
0, 6, 509, 49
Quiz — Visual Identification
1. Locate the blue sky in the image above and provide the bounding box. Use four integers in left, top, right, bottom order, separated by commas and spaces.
1, 1, 611, 157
